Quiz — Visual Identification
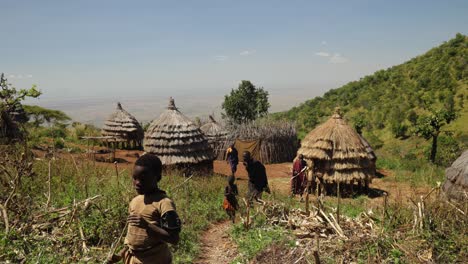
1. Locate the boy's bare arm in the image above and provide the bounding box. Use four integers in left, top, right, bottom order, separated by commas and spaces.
127, 214, 180, 245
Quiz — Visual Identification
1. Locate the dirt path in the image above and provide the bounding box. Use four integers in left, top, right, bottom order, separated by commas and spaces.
195, 221, 238, 264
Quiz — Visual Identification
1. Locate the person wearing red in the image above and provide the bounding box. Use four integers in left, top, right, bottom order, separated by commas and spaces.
292, 154, 307, 199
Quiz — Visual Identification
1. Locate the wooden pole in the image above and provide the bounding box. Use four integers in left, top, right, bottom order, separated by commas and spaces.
382, 192, 388, 227
46, 160, 52, 209
305, 181, 311, 214
337, 180, 341, 225
114, 161, 120, 189
305, 167, 312, 214
314, 231, 321, 264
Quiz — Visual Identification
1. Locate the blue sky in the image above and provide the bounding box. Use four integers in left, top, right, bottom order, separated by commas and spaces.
1, 0, 467, 123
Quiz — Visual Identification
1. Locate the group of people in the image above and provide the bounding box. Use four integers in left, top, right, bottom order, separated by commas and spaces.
107, 144, 305, 264
223, 144, 270, 223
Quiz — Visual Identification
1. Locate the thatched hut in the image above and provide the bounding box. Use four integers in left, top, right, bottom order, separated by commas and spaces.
200, 115, 227, 160
101, 102, 144, 149
144, 98, 213, 173
298, 107, 375, 194
220, 120, 298, 164
8, 103, 28, 123
442, 150, 468, 201
0, 109, 22, 142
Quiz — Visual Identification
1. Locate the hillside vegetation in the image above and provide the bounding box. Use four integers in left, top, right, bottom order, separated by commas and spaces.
273, 34, 467, 165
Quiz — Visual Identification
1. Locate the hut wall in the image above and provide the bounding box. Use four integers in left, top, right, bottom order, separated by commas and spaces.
220, 120, 299, 164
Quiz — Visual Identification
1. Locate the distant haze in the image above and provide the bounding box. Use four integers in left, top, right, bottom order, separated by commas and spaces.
3, 0, 467, 125
25, 85, 326, 127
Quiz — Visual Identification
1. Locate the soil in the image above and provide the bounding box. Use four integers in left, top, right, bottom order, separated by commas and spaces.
194, 221, 238, 264
250, 244, 308, 264
33, 147, 432, 206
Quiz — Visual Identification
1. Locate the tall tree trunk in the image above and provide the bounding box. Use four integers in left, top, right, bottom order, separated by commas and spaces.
430, 133, 438, 163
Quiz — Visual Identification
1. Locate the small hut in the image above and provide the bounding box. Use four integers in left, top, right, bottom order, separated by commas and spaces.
0, 109, 22, 142
8, 103, 28, 123
101, 102, 144, 149
298, 107, 375, 194
144, 98, 213, 173
200, 115, 227, 160
442, 150, 468, 201
220, 120, 299, 164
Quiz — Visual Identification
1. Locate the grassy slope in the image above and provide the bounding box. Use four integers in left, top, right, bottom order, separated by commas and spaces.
272, 34, 468, 166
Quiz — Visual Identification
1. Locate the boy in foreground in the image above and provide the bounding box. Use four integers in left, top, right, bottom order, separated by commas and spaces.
107, 154, 181, 264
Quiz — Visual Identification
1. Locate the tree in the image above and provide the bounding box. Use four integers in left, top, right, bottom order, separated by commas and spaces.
222, 80, 269, 124
0, 73, 41, 112
23, 105, 71, 127
351, 112, 368, 134
413, 109, 456, 163
0, 73, 41, 140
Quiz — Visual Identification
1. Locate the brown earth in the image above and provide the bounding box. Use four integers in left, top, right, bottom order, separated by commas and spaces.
33, 147, 431, 206
194, 221, 238, 264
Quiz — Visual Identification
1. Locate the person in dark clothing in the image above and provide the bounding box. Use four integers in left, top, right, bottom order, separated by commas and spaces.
243, 151, 269, 203
223, 175, 239, 223
226, 144, 239, 176
292, 154, 308, 198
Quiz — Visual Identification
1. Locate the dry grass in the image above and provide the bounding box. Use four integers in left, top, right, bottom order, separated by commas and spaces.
299, 107, 375, 185
101, 102, 144, 146
144, 98, 213, 167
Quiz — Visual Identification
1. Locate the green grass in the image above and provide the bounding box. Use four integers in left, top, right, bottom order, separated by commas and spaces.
0, 148, 227, 263
230, 215, 291, 263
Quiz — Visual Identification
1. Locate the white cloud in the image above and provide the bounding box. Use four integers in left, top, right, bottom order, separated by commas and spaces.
240, 50, 256, 56
214, 55, 228, 61
315, 52, 330, 57
321, 41, 327, 45
6, 73, 33, 79
329, 53, 349, 64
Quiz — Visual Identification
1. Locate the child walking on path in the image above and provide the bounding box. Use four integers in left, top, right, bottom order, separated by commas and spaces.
223, 175, 239, 223
107, 154, 182, 264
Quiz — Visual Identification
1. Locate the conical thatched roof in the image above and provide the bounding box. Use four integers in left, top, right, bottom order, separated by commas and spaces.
200, 115, 227, 142
8, 103, 28, 123
298, 107, 375, 184
358, 134, 377, 161
442, 150, 468, 201
144, 98, 213, 166
0, 110, 22, 142
101, 102, 144, 142
200, 115, 228, 161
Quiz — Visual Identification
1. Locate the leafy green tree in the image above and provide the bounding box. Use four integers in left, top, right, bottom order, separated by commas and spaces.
413, 109, 456, 163
351, 113, 368, 134
0, 73, 41, 111
23, 105, 71, 127
222, 80, 269, 124
1, 73, 41, 141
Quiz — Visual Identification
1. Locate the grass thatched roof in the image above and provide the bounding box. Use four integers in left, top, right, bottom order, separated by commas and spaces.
442, 150, 468, 201
200, 115, 228, 160
0, 110, 22, 142
298, 107, 375, 184
101, 102, 144, 141
8, 103, 28, 123
144, 98, 213, 166
200, 115, 227, 141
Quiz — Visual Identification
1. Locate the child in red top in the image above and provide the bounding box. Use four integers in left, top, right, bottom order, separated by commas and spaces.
223, 175, 239, 223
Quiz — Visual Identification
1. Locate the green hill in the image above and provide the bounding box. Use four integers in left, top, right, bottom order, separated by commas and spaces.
273, 33, 467, 166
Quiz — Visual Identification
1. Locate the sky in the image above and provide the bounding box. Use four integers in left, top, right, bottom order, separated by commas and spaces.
1, 0, 467, 125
